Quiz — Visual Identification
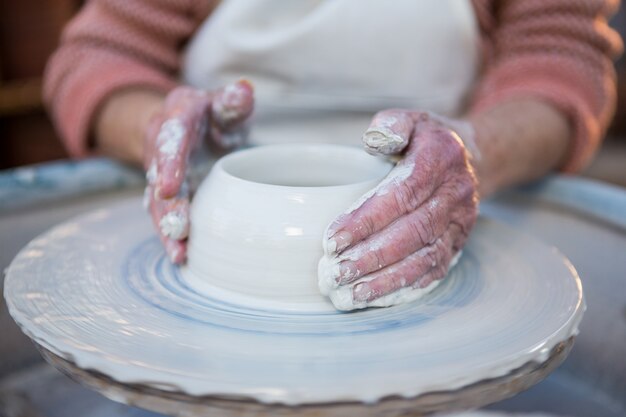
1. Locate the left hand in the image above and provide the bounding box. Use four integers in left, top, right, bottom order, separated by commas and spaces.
144, 81, 254, 263
321, 109, 479, 308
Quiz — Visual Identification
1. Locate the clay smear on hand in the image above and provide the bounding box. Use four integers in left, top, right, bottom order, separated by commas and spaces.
362, 111, 413, 155
157, 119, 186, 159
323, 161, 415, 255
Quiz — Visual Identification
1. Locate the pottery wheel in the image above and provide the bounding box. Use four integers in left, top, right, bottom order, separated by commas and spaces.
3, 198, 584, 415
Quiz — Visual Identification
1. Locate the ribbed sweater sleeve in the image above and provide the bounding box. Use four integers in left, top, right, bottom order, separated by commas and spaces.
43, 0, 213, 157
45, 0, 622, 171
471, 0, 623, 172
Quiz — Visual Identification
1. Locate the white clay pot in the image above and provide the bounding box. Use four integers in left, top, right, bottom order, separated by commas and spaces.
182, 144, 391, 309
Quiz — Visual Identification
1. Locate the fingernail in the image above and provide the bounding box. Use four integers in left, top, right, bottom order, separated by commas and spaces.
169, 248, 185, 264
165, 242, 186, 264
154, 186, 162, 200
154, 185, 170, 200
326, 230, 352, 255
353, 282, 372, 302
236, 78, 254, 90
168, 247, 179, 263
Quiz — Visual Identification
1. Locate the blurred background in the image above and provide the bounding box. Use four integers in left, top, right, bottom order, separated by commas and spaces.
1, 4, 625, 416
0, 0, 625, 185
0, 0, 77, 169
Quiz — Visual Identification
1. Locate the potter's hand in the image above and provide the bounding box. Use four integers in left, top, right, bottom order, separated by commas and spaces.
144, 81, 254, 263
322, 110, 478, 307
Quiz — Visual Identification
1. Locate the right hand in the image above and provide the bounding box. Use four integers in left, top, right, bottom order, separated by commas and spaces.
144, 80, 254, 263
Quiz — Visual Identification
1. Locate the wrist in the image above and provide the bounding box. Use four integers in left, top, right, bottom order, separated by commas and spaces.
466, 98, 571, 198
94, 89, 165, 166
465, 117, 500, 197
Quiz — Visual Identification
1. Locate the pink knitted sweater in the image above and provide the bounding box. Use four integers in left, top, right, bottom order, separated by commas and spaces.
44, 0, 623, 172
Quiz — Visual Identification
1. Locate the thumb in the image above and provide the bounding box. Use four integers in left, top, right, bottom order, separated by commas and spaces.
362, 109, 414, 156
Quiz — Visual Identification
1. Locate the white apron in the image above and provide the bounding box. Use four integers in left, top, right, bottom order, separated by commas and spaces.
183, 0, 480, 146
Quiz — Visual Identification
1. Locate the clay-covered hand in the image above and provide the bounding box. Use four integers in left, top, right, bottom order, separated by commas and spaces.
144, 80, 254, 263
321, 109, 479, 308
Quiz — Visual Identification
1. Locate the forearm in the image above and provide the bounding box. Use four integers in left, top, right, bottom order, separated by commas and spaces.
467, 98, 571, 197
94, 89, 164, 166
43, 0, 215, 158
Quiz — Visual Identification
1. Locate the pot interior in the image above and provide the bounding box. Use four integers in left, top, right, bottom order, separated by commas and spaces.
221, 144, 391, 187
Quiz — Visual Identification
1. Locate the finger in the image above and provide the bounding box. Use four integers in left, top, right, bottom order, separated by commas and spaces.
334, 175, 476, 287
351, 231, 458, 303
324, 159, 431, 256
354, 264, 444, 304
150, 208, 189, 264
334, 193, 466, 285
148, 189, 189, 236
144, 110, 164, 169
211, 79, 254, 131
325, 123, 467, 255
153, 117, 192, 198
208, 123, 249, 151
147, 185, 190, 264
362, 109, 414, 156
154, 89, 212, 199
162, 236, 187, 264
157, 199, 190, 241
